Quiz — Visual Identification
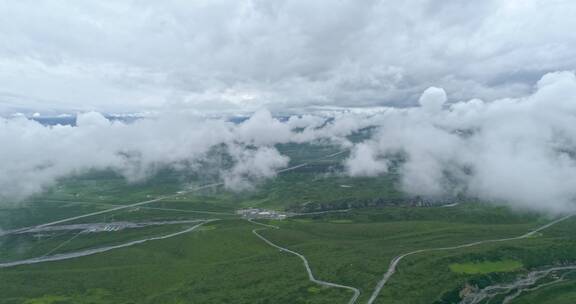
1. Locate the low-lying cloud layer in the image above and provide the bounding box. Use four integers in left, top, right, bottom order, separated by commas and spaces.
0, 108, 370, 201
346, 71, 576, 214
3, 71, 576, 215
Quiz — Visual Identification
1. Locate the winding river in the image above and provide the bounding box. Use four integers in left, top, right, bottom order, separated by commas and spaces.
460, 264, 576, 304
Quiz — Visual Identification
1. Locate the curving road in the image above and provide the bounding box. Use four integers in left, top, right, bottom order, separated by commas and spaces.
7, 182, 224, 236
1, 150, 348, 268
6, 149, 349, 236
248, 219, 361, 304
8, 219, 208, 235
366, 214, 575, 304
291, 209, 352, 217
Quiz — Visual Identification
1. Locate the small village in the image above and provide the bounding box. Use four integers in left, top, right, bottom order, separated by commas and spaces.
235, 208, 288, 220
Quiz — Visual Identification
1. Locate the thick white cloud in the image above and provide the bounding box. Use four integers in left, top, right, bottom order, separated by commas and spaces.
286, 114, 326, 129
345, 143, 388, 177
418, 87, 447, 113
2, 1, 576, 114
3, 70, 576, 215
0, 109, 374, 202
235, 109, 292, 145
345, 71, 576, 214
2, 2, 576, 215
223, 146, 289, 190
0, 112, 234, 200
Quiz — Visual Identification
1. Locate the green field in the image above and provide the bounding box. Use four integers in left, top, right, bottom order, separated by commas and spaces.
2, 143, 576, 304
449, 260, 523, 274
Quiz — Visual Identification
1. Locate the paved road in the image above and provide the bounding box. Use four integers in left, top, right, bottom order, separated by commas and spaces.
7, 149, 348, 235
291, 209, 352, 217
0, 220, 215, 268
36, 200, 236, 216
41, 230, 86, 257
366, 214, 575, 304
1, 150, 353, 274
248, 219, 361, 304
8, 182, 224, 236
5, 219, 208, 235
325, 150, 348, 158
277, 163, 309, 173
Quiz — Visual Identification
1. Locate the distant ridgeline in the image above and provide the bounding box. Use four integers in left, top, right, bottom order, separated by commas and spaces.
286, 195, 461, 213
31, 115, 140, 126
29, 114, 263, 127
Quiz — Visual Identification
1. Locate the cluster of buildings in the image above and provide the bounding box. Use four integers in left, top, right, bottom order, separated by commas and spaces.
85, 224, 125, 233
236, 208, 288, 220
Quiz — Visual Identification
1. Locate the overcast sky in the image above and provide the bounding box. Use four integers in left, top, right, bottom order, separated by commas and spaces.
2, 0, 576, 115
